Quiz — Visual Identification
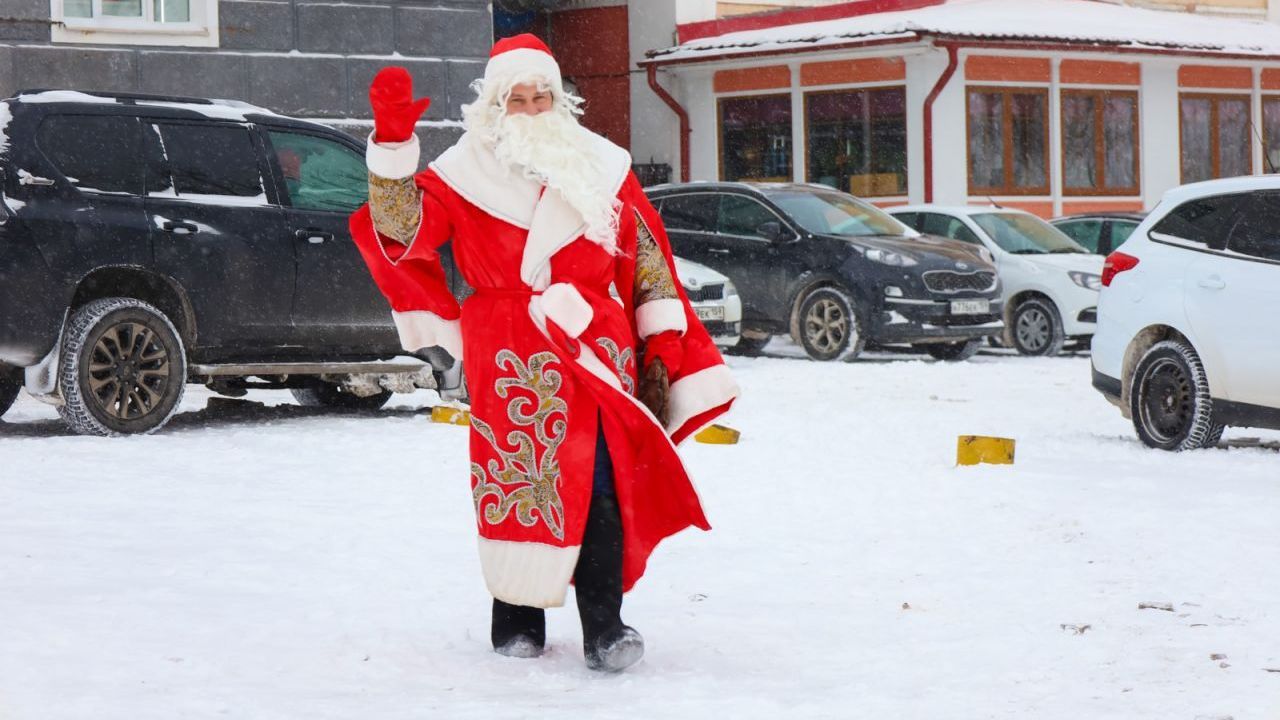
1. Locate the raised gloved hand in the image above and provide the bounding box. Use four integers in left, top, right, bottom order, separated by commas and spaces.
370, 66, 431, 144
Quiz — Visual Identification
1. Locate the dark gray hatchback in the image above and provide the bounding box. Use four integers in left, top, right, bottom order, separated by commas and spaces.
644, 182, 1004, 361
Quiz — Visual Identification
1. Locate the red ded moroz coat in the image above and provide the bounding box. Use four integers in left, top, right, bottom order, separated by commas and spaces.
348, 128, 740, 608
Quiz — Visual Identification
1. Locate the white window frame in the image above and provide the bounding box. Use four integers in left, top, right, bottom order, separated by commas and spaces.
50, 0, 219, 47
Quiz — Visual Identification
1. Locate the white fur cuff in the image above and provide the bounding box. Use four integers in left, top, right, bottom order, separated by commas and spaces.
636, 298, 688, 339
391, 310, 463, 359
366, 132, 420, 180
478, 538, 580, 609
667, 364, 740, 442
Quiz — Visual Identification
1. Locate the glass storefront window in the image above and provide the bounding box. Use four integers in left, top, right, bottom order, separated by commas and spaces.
719, 94, 792, 182
805, 87, 907, 197
1263, 97, 1280, 172
1180, 94, 1252, 183
1062, 90, 1139, 195
968, 88, 1049, 195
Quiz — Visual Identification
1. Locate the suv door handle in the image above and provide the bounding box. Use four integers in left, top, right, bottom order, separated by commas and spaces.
162, 220, 198, 235
295, 228, 333, 244
1197, 275, 1226, 290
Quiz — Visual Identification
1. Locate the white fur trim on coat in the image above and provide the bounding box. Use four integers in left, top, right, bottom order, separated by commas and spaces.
537, 283, 593, 339
391, 310, 463, 360
635, 298, 688, 339
366, 133, 420, 180
667, 364, 741, 443
478, 537, 580, 608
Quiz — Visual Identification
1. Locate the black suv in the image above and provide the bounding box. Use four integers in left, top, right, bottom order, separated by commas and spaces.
0, 90, 440, 436
645, 183, 1003, 361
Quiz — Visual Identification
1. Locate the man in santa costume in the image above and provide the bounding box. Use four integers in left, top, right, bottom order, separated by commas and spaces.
349, 34, 739, 672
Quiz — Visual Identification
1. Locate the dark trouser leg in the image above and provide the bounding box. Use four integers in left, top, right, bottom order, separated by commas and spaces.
575, 426, 643, 671
491, 599, 545, 656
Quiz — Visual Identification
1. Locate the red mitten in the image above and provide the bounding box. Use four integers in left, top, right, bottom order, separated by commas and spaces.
643, 330, 683, 376
370, 67, 431, 144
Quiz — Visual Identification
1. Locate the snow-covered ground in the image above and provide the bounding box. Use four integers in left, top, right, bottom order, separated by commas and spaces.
2, 347, 1278, 720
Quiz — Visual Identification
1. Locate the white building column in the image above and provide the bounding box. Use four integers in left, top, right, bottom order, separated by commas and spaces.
1253, 66, 1265, 175
682, 68, 718, 181
789, 63, 805, 183
904, 51, 940, 205
1049, 57, 1063, 217
629, 0, 681, 173
1140, 60, 1180, 210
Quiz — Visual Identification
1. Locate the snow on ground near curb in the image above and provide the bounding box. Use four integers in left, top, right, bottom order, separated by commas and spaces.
2, 353, 1278, 719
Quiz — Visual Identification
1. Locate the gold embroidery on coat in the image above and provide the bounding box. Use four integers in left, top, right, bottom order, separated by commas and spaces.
470, 350, 567, 540
595, 337, 636, 396
368, 172, 422, 246
633, 209, 679, 307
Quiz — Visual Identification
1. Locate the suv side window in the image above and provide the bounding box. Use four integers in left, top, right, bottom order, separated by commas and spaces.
1150, 193, 1245, 250
267, 130, 368, 212
718, 194, 780, 239
921, 212, 982, 245
659, 193, 718, 233
154, 123, 266, 200
1226, 191, 1280, 262
892, 212, 919, 229
36, 115, 142, 195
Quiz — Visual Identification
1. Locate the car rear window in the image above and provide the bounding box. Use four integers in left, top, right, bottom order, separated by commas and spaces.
1226, 191, 1280, 262
1149, 193, 1244, 250
36, 115, 143, 195
152, 123, 265, 200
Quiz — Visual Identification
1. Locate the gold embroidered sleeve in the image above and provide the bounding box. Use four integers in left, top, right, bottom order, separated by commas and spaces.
368, 172, 423, 246
632, 209, 679, 306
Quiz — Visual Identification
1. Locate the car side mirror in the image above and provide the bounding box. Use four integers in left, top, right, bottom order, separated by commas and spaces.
757, 221, 788, 242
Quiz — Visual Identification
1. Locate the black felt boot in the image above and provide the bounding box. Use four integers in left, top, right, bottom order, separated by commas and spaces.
491, 599, 546, 658
574, 492, 644, 672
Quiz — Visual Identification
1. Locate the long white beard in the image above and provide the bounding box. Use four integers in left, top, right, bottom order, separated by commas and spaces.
493, 111, 621, 251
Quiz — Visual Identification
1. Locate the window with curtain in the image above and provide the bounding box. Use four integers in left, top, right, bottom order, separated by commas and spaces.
719, 94, 792, 182
1180, 94, 1252, 183
1262, 97, 1280, 173
1062, 90, 1139, 195
805, 87, 907, 197
967, 87, 1049, 195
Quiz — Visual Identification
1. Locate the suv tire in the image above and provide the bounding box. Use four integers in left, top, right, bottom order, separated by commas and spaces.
291, 383, 393, 410
920, 338, 983, 362
1008, 297, 1065, 356
796, 286, 864, 362
731, 334, 771, 356
1129, 340, 1224, 451
58, 297, 187, 436
0, 366, 22, 418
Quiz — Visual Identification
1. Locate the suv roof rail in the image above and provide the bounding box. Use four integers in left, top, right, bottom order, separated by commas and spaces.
12, 89, 272, 114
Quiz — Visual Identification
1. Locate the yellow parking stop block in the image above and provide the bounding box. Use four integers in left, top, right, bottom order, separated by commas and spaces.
431, 406, 471, 426
695, 424, 740, 445
956, 435, 1015, 465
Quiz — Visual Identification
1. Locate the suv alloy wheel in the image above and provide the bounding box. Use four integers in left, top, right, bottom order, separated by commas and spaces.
57, 298, 188, 436
796, 286, 865, 361
1009, 297, 1065, 356
1129, 340, 1225, 451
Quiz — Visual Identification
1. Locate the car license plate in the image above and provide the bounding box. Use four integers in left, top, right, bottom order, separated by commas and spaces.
950, 299, 989, 315
695, 305, 725, 321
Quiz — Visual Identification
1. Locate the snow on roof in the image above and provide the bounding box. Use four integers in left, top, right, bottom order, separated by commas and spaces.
649, 0, 1280, 62
14, 91, 279, 121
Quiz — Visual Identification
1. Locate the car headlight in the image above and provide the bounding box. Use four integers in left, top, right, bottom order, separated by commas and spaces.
1069, 271, 1102, 291
723, 279, 738, 297
864, 247, 917, 267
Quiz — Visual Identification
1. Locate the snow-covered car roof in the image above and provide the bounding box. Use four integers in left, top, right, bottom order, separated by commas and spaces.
887, 204, 1018, 216
648, 0, 1280, 63
1157, 174, 1280, 207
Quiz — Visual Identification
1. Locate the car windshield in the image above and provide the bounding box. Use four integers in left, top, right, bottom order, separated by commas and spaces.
971, 213, 1087, 254
769, 190, 910, 237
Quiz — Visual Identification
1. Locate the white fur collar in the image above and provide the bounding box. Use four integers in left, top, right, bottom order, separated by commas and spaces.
429, 128, 632, 291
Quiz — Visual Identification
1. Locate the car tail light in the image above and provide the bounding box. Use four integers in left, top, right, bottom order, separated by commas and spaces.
1101, 251, 1140, 287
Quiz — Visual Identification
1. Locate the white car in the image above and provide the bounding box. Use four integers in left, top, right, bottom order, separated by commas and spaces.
674, 256, 742, 346
889, 206, 1104, 356
1091, 176, 1280, 451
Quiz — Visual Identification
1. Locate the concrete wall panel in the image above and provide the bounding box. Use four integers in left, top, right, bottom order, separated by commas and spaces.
219, 0, 294, 51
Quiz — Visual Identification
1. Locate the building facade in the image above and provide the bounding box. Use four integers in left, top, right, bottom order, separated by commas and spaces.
0, 0, 493, 153
640, 0, 1280, 217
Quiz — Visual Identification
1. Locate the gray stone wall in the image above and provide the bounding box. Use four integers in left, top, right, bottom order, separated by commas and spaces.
0, 0, 490, 149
